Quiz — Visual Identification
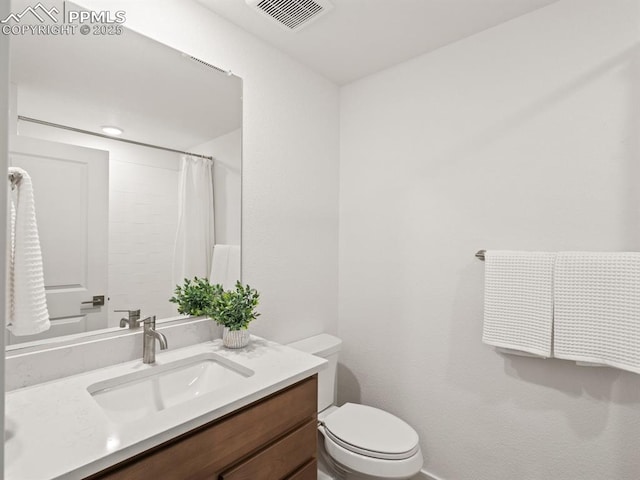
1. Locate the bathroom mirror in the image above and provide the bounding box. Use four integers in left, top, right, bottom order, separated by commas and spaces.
7, 14, 242, 348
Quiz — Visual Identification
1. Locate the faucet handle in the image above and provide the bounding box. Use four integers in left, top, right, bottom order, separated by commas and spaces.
141, 315, 156, 327
115, 309, 142, 329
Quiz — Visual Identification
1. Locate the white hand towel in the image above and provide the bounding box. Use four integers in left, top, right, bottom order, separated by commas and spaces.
209, 244, 241, 290
554, 252, 640, 374
482, 250, 555, 357
6, 167, 50, 335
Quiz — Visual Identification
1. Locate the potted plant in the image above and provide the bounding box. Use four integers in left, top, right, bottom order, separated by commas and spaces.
208, 281, 261, 348
169, 277, 218, 316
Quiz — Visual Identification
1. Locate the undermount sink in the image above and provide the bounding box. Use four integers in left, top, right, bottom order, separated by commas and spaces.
87, 353, 254, 423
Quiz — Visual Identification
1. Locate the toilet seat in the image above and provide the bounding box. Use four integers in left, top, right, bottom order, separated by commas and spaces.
322, 435, 424, 479
322, 403, 420, 460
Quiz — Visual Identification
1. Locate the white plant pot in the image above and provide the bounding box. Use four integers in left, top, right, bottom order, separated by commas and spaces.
222, 327, 250, 348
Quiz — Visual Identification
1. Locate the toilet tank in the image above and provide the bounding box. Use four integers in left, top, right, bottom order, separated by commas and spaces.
288, 334, 342, 412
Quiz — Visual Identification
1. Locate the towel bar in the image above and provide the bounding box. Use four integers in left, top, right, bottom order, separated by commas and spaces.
475, 250, 486, 261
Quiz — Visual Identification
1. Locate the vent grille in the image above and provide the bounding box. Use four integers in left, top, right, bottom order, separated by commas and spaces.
250, 0, 333, 31
187, 55, 228, 75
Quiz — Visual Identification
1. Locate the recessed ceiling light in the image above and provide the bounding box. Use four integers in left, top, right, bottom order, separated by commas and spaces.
101, 125, 123, 136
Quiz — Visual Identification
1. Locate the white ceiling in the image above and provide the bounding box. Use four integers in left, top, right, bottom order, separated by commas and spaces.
197, 0, 559, 85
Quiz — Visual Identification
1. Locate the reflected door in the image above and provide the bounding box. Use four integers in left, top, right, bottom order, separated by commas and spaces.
8, 136, 108, 344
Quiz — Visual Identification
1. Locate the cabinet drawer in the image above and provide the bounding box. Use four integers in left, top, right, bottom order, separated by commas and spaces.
90, 375, 317, 480
221, 419, 316, 480
287, 459, 317, 480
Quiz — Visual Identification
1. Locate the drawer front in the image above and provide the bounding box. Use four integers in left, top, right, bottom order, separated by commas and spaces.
221, 419, 316, 480
90, 375, 317, 480
287, 459, 317, 480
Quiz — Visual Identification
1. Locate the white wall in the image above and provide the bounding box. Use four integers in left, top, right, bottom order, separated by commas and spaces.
73, 0, 341, 342
339, 1, 640, 479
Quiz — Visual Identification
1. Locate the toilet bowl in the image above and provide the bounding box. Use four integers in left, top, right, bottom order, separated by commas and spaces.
289, 334, 423, 480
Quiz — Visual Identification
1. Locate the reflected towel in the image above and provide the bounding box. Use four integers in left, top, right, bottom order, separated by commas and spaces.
554, 252, 640, 374
6, 167, 50, 335
209, 244, 241, 290
482, 250, 555, 357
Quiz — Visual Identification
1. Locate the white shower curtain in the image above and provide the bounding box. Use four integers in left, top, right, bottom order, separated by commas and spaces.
172, 155, 215, 286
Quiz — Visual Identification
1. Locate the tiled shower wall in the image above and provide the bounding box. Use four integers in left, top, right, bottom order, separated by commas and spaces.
108, 159, 179, 325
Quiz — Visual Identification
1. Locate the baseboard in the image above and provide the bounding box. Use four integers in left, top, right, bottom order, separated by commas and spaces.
413, 469, 446, 480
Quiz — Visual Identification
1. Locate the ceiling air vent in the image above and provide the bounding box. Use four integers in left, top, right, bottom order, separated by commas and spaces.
246, 0, 334, 31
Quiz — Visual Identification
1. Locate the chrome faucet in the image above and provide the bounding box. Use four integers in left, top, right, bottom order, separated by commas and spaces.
115, 309, 142, 329
142, 316, 168, 364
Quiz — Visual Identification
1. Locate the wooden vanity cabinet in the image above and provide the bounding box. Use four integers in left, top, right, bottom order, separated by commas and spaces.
88, 375, 318, 480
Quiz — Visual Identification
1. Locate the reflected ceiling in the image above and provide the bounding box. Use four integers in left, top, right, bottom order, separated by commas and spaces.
11, 27, 242, 148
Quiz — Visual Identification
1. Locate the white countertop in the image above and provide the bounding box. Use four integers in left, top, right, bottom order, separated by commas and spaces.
5, 336, 327, 480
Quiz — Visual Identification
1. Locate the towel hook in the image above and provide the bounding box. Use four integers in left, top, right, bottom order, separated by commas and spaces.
8, 171, 23, 191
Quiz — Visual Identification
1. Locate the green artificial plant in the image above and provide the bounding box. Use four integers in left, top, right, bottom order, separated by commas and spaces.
169, 277, 220, 316
208, 281, 260, 331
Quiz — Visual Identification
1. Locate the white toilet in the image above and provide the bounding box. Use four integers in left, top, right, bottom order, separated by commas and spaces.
289, 334, 423, 480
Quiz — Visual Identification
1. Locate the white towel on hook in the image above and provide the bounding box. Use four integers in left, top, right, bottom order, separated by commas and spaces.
482, 250, 555, 358
6, 167, 50, 336
554, 252, 640, 374
209, 244, 241, 290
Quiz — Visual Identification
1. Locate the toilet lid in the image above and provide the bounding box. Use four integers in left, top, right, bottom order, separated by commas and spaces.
323, 403, 420, 460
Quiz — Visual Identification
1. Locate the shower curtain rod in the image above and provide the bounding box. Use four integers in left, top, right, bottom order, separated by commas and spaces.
17, 116, 215, 161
